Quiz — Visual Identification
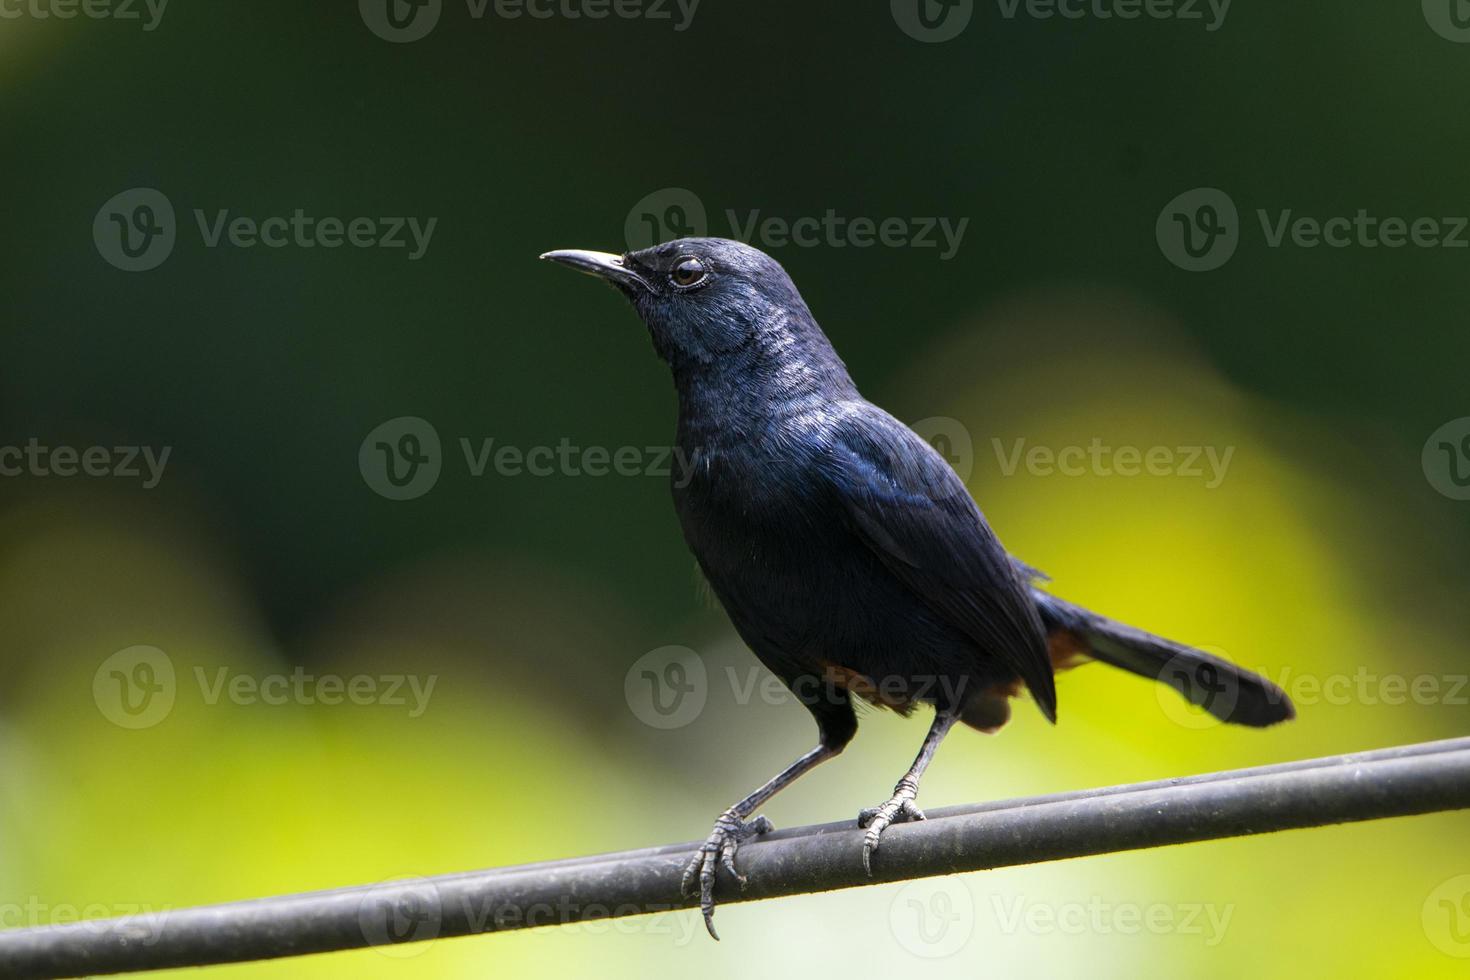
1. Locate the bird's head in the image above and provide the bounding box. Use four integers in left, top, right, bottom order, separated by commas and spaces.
541, 238, 840, 381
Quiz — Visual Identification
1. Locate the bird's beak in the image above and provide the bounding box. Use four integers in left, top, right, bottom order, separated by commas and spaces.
539, 249, 650, 291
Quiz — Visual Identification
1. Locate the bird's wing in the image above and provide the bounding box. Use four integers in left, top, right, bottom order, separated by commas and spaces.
818, 404, 1057, 721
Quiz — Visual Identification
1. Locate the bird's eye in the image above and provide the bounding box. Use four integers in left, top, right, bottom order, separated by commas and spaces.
669, 257, 708, 288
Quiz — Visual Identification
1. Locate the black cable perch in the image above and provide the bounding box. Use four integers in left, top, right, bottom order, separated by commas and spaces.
4, 737, 1468, 978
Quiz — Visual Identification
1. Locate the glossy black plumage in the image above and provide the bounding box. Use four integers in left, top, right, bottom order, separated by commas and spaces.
541, 238, 1293, 938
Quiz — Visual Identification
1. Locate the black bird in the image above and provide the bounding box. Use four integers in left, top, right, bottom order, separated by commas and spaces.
541, 238, 1294, 938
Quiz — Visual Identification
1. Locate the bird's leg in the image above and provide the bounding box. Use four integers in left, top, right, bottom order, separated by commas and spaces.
681, 743, 837, 939
858, 708, 958, 876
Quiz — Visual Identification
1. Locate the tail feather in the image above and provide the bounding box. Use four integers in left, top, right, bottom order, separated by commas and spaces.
1029, 585, 1296, 728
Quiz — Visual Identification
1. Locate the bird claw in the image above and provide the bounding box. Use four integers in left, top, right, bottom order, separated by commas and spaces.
681, 809, 774, 939
858, 785, 925, 876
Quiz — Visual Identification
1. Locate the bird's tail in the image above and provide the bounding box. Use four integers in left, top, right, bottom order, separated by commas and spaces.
1030, 586, 1295, 728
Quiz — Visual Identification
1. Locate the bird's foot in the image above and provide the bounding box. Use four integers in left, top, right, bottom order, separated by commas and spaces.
681, 808, 774, 940
858, 779, 925, 876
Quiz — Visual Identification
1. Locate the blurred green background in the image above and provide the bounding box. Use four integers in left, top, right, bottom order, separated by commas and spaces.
2, 1, 1470, 976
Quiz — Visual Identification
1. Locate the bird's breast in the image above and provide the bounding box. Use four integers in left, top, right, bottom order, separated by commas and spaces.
674, 426, 845, 583
675, 444, 821, 543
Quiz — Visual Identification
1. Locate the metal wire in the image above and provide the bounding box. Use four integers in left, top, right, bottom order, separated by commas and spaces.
3, 737, 1468, 978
